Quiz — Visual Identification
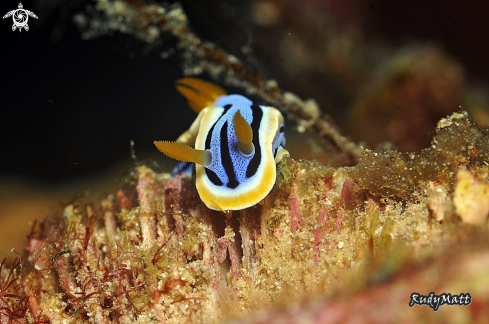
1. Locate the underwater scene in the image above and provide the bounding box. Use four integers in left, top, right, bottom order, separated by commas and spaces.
2, 0, 489, 322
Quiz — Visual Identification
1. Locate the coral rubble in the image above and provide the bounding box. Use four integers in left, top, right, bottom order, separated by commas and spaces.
1, 111, 489, 323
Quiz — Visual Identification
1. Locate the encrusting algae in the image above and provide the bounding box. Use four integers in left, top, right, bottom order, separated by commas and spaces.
1, 110, 489, 323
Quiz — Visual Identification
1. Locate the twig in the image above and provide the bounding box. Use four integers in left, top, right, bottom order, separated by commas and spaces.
76, 0, 364, 160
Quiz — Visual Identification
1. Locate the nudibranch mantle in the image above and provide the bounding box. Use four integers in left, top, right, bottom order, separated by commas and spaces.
155, 78, 289, 211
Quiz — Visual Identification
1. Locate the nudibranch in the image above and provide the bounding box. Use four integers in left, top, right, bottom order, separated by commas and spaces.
154, 78, 289, 211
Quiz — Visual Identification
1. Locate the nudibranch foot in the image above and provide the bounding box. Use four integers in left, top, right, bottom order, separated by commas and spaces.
172, 161, 194, 176
275, 146, 290, 164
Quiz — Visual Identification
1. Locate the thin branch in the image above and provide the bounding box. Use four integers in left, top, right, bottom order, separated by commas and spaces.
76, 0, 363, 160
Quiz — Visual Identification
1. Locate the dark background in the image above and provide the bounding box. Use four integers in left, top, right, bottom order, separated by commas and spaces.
1, 0, 489, 184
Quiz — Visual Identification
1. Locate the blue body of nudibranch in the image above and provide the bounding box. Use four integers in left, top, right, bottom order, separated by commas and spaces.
202, 95, 286, 189
156, 79, 289, 211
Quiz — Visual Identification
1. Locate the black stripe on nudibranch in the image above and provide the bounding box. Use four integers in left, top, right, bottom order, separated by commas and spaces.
220, 121, 239, 189
204, 112, 223, 186
205, 169, 223, 186
205, 123, 216, 151
246, 105, 263, 178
